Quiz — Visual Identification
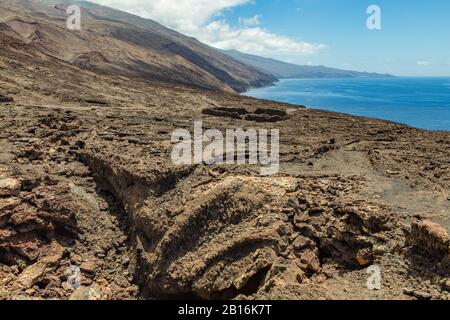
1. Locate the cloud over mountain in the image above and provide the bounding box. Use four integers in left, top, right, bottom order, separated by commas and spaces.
90, 0, 325, 55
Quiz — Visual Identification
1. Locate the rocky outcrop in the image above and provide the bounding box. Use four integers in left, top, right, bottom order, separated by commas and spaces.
0, 178, 21, 196
0, 111, 139, 300
202, 107, 289, 123
77, 147, 399, 299
0, 95, 14, 103
407, 220, 450, 271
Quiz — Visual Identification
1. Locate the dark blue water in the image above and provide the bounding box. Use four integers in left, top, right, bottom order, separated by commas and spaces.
244, 77, 450, 131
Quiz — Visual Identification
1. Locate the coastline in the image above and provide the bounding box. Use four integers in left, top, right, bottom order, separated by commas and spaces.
243, 77, 450, 132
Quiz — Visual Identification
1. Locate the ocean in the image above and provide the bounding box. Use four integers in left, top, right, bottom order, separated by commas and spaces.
244, 77, 450, 131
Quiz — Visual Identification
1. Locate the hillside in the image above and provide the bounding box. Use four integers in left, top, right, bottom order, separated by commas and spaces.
223, 49, 393, 79
0, 0, 276, 93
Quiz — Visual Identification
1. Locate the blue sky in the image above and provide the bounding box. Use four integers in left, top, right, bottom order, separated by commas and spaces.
92, 0, 450, 76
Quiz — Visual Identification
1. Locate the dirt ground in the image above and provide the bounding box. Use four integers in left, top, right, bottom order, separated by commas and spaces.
1, 29, 450, 300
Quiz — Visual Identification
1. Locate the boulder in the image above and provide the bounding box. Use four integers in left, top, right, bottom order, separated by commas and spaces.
407, 220, 449, 261
69, 284, 111, 300
0, 178, 21, 197
17, 242, 65, 288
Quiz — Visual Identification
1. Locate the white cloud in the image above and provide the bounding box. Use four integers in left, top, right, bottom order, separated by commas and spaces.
239, 15, 261, 27
90, 0, 248, 33
202, 20, 325, 54
417, 61, 432, 66
90, 0, 325, 56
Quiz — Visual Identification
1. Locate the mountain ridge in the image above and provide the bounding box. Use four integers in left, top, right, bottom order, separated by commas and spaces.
0, 0, 276, 93
223, 49, 394, 79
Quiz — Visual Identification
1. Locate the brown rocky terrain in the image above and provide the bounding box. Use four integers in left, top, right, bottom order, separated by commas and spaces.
1, 1, 450, 301
0, 0, 275, 93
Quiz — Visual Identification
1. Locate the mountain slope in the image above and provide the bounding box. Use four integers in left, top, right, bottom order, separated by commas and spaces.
0, 0, 276, 93
223, 49, 393, 79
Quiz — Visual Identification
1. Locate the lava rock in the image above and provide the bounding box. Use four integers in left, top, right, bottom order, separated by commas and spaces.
407, 220, 450, 260
0, 178, 21, 196
0, 95, 14, 103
